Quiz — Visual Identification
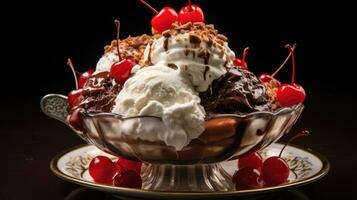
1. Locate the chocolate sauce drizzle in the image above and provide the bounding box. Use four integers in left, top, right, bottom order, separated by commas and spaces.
69, 72, 122, 113
203, 66, 210, 81
147, 43, 152, 65
167, 63, 178, 70
164, 37, 169, 52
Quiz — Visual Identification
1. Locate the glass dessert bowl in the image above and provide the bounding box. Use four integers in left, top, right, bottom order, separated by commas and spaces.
41, 94, 303, 191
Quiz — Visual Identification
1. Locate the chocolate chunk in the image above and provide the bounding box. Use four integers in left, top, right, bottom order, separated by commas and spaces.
167, 63, 178, 70
189, 34, 201, 44
198, 49, 210, 65
162, 30, 171, 38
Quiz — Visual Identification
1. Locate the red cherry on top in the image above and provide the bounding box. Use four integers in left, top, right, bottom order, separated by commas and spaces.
78, 70, 94, 88
178, 0, 204, 25
233, 167, 263, 190
238, 152, 263, 172
114, 169, 142, 189
110, 59, 136, 83
152, 7, 178, 33
89, 156, 116, 184
277, 83, 305, 107
115, 158, 142, 175
138, 0, 178, 33
261, 156, 289, 186
234, 47, 249, 69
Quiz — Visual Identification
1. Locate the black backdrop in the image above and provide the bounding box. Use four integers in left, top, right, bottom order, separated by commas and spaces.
3, 0, 355, 99
1, 0, 357, 199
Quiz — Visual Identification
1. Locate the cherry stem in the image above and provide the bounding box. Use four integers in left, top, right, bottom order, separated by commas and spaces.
188, 0, 193, 11
242, 47, 249, 63
114, 20, 122, 61
138, 0, 158, 14
285, 44, 296, 84
279, 130, 309, 158
67, 58, 79, 89
271, 43, 296, 78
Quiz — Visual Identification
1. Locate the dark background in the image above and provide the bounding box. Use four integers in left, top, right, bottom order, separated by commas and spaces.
1, 0, 356, 199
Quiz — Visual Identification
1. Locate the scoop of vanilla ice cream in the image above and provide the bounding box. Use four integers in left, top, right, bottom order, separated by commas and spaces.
143, 33, 235, 92
96, 51, 117, 72
112, 64, 206, 150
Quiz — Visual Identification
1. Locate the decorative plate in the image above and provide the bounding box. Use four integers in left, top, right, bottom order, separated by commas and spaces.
50, 143, 329, 200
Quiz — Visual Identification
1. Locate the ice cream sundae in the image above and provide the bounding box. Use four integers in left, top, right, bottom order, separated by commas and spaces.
46, 0, 306, 191
67, 20, 304, 150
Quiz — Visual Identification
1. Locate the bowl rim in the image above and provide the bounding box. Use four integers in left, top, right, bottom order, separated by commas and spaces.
80, 103, 304, 120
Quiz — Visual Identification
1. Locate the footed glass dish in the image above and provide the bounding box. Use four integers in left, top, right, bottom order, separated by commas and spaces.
41, 94, 304, 192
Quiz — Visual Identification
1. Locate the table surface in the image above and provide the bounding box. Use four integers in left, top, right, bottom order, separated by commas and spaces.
1, 91, 356, 200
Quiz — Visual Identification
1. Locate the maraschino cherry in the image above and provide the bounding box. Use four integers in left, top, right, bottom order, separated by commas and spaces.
138, 0, 178, 34
115, 158, 142, 175
276, 44, 305, 106
238, 151, 263, 172
262, 130, 309, 186
88, 155, 142, 188
67, 89, 82, 108
261, 157, 289, 186
110, 20, 136, 84
66, 59, 94, 90
67, 107, 84, 131
114, 162, 142, 189
78, 70, 94, 88
178, 0, 204, 25
232, 167, 263, 190
259, 44, 296, 84
89, 156, 117, 184
233, 130, 309, 189
234, 47, 249, 69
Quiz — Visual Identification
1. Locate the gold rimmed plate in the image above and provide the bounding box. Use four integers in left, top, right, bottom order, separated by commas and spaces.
50, 143, 329, 199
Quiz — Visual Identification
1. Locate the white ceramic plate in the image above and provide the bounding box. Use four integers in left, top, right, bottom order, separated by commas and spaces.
50, 143, 329, 199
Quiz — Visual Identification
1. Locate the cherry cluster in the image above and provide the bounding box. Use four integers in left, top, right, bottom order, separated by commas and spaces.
232, 130, 309, 190
139, 0, 204, 33
89, 156, 142, 189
